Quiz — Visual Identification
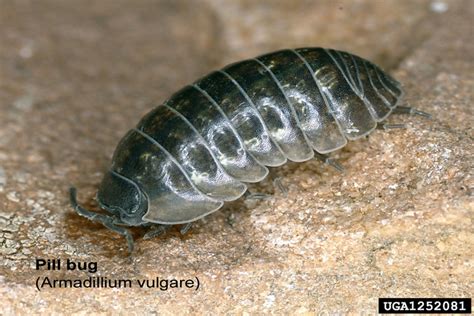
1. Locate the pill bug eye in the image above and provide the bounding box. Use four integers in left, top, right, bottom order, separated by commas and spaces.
71, 47, 427, 253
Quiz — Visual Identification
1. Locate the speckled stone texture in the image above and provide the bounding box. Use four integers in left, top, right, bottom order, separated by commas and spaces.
0, 0, 472, 314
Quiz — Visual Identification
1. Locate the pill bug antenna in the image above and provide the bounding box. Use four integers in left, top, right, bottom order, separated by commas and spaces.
69, 187, 135, 253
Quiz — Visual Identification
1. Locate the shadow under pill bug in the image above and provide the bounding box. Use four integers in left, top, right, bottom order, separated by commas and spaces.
70, 47, 429, 252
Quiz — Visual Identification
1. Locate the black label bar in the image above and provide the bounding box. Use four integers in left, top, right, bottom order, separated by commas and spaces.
379, 298, 471, 314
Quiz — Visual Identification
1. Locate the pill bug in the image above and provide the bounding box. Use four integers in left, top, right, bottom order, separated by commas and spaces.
71, 47, 428, 252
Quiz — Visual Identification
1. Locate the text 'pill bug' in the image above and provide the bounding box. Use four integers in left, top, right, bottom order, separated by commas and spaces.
70, 47, 430, 252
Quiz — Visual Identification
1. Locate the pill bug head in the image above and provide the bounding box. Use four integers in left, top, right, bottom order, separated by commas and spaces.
96, 171, 148, 226
70, 171, 149, 227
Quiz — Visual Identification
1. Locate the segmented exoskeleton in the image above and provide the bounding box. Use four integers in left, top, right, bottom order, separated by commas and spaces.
71, 47, 426, 252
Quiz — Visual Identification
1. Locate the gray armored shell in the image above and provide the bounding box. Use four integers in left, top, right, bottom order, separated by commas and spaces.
102, 48, 404, 225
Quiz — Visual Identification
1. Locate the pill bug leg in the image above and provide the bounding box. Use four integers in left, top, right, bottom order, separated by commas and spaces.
377, 105, 431, 130
180, 223, 193, 235
314, 153, 345, 172
102, 221, 135, 253
393, 105, 432, 118
376, 123, 407, 130
144, 222, 193, 238
243, 173, 289, 201
273, 177, 288, 198
143, 224, 169, 240
70, 187, 135, 252
244, 191, 273, 200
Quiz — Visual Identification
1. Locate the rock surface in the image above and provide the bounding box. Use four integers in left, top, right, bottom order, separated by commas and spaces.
0, 0, 472, 314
